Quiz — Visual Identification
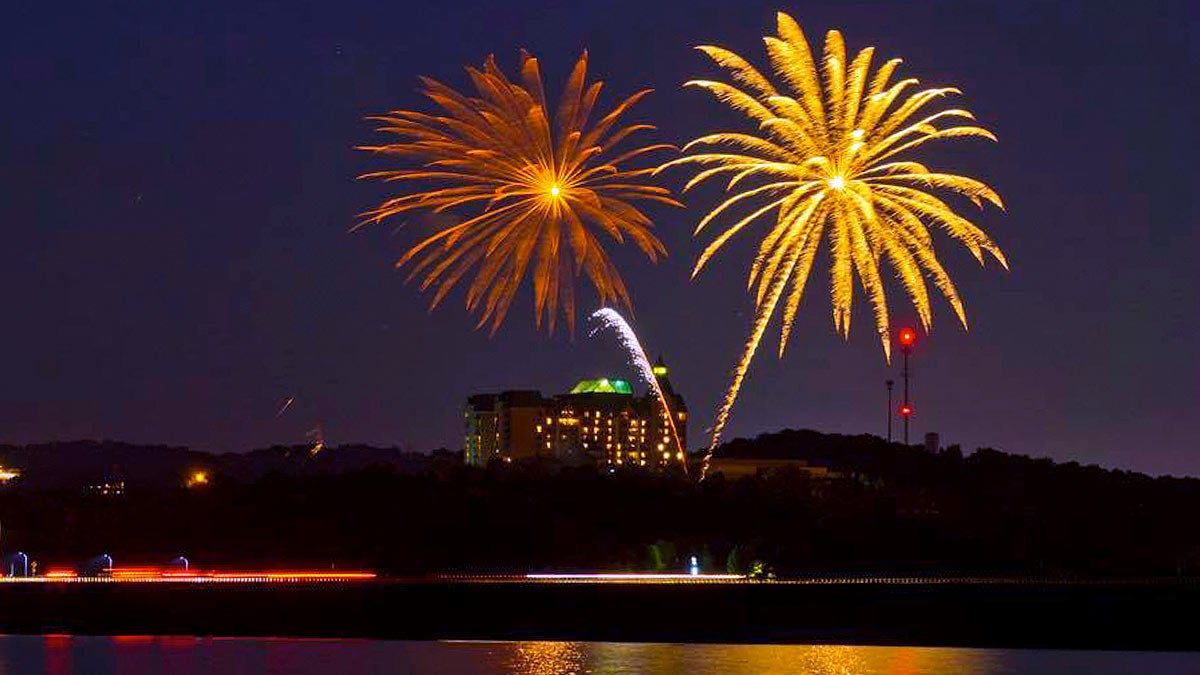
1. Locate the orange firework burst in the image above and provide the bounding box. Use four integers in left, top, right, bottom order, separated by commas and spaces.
358, 50, 679, 333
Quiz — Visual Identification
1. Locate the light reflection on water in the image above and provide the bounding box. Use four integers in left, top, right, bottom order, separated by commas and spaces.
485, 642, 1012, 674
1, 636, 1199, 674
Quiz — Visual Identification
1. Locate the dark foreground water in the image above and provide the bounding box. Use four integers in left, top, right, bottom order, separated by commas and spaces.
3, 636, 1200, 674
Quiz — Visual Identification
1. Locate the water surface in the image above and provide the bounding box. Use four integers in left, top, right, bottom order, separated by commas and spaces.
2, 636, 1198, 674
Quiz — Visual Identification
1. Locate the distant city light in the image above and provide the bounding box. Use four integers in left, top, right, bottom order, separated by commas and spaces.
88, 480, 125, 496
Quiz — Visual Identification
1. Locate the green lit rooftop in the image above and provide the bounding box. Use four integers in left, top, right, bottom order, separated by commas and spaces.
569, 378, 633, 395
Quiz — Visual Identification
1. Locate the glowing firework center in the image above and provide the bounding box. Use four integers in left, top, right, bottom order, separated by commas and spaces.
464, 361, 687, 468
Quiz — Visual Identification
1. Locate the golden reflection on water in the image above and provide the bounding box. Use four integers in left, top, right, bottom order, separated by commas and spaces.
495, 642, 999, 675
505, 641, 585, 675
0, 637, 1191, 674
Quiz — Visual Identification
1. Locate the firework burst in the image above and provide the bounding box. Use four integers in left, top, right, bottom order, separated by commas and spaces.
359, 50, 680, 334
657, 12, 1007, 467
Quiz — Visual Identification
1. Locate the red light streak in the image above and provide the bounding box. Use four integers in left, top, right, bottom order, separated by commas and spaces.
112, 635, 156, 643
205, 571, 376, 581
12, 567, 376, 583
110, 567, 166, 578
44, 570, 78, 579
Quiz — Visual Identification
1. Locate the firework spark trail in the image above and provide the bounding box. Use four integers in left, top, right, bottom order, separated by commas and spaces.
656, 12, 1007, 476
276, 397, 295, 418
589, 308, 687, 475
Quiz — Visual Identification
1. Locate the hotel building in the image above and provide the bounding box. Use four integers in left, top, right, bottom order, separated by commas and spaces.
464, 357, 688, 469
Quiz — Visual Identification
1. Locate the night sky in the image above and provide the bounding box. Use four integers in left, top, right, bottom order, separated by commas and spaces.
2, 1, 1196, 475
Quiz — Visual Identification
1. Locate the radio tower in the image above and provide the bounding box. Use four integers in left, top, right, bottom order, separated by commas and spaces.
897, 328, 916, 445
885, 380, 894, 442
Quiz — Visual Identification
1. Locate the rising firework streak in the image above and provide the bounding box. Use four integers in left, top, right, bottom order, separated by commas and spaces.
589, 308, 686, 475
276, 397, 295, 418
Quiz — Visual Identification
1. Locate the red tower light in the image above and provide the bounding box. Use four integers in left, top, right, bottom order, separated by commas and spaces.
898, 404, 913, 417
898, 327, 916, 348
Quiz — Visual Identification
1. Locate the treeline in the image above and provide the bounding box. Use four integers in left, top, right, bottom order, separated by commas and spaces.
1, 430, 1199, 577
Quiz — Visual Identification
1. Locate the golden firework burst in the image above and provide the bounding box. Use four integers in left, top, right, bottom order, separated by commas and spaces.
358, 50, 679, 334
657, 12, 1007, 460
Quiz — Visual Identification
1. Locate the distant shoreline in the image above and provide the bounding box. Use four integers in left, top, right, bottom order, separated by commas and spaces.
1, 577, 1197, 651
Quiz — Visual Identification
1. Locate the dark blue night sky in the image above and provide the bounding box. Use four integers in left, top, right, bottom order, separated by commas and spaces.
1, 1, 1196, 474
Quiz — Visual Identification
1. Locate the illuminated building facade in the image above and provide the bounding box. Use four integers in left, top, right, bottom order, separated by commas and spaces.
464, 393, 500, 466
465, 391, 550, 465
463, 357, 688, 468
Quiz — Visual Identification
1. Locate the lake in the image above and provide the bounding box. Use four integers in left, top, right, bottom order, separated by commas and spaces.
3, 637, 1200, 674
